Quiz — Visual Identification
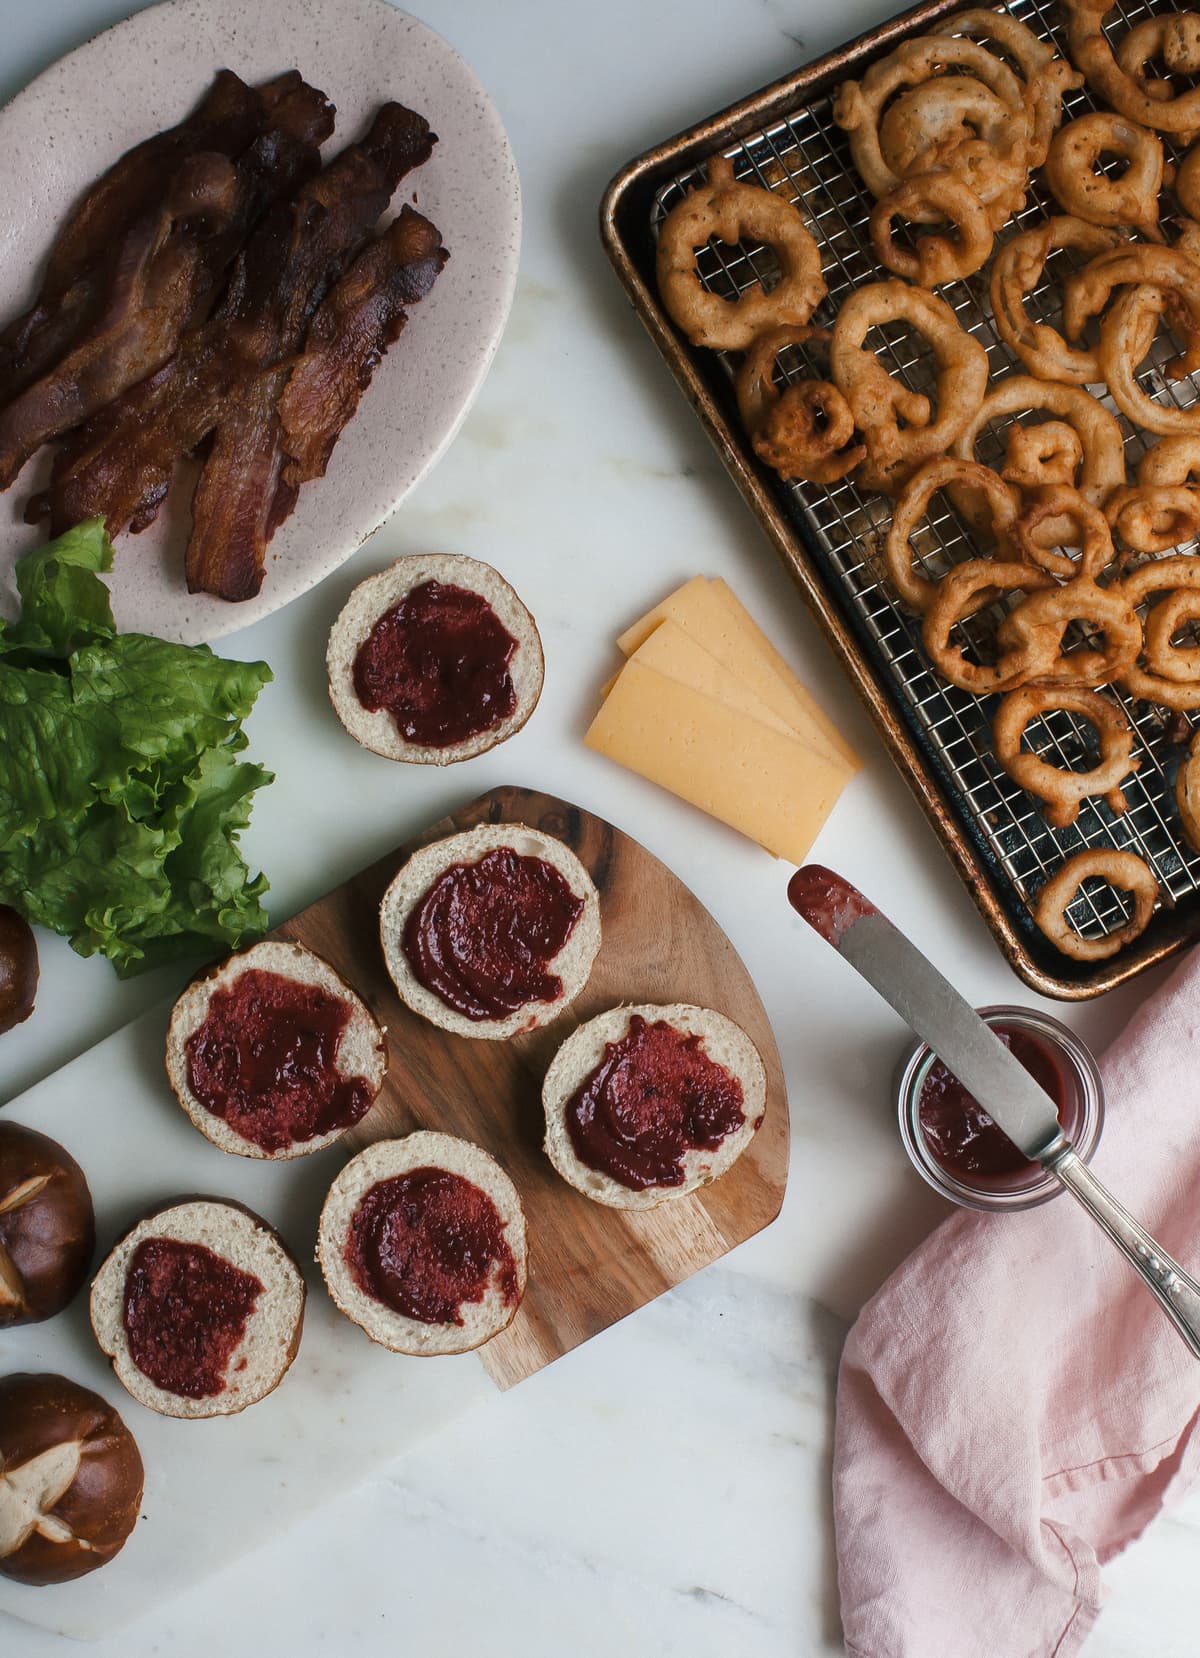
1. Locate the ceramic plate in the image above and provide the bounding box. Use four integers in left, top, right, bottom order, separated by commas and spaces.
0, 0, 520, 642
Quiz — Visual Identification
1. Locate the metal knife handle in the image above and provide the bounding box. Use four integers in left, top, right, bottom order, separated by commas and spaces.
1051, 1149, 1200, 1360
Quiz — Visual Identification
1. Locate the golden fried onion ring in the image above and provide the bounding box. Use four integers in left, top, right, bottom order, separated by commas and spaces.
951, 377, 1126, 513
1063, 1, 1200, 139
1012, 485, 1116, 581
1104, 484, 1200, 553
990, 218, 1126, 386
1139, 434, 1200, 487
1001, 421, 1085, 491
1177, 145, 1200, 221
877, 81, 1015, 179
921, 560, 1058, 693
869, 169, 994, 285
832, 37, 1025, 200
656, 156, 826, 350
830, 280, 988, 495
1033, 847, 1158, 961
1064, 244, 1200, 378
993, 685, 1138, 827
1044, 113, 1164, 235
931, 8, 1082, 167
1175, 730, 1200, 853
734, 325, 865, 485
884, 456, 1019, 613
1097, 283, 1200, 437
997, 577, 1143, 688
1119, 555, 1200, 708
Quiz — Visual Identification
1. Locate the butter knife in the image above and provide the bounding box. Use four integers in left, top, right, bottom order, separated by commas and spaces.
789, 864, 1200, 1360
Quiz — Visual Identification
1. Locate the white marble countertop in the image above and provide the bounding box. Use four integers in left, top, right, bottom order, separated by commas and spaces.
1, 1, 1196, 1653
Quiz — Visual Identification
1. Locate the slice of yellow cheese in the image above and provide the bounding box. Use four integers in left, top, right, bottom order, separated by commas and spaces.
585, 658, 849, 864
615, 576, 859, 773
629, 620, 827, 747
708, 577, 861, 772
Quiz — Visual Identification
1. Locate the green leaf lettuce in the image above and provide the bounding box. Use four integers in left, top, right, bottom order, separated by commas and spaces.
0, 520, 273, 976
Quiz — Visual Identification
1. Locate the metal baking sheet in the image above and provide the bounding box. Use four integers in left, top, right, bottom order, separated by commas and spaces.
601, 0, 1200, 999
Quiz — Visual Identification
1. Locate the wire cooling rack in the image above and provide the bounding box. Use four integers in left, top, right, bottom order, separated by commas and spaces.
650, 0, 1200, 959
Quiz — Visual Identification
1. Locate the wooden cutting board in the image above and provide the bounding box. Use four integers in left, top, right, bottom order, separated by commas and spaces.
274, 784, 790, 1389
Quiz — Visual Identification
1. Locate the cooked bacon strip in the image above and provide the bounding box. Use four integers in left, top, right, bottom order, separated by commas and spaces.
268, 206, 447, 533
187, 105, 437, 601
0, 75, 334, 491
38, 103, 436, 595
0, 71, 262, 406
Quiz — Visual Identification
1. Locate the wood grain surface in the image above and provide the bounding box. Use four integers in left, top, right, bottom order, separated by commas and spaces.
275, 785, 789, 1389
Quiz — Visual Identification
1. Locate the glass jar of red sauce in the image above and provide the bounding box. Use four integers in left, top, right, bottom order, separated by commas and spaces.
895, 1005, 1105, 1212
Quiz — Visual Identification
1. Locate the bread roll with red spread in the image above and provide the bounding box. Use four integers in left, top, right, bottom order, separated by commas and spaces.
542, 1003, 766, 1209
0, 1122, 95, 1326
380, 823, 601, 1040
317, 1131, 527, 1355
165, 940, 387, 1159
0, 1372, 143, 1585
90, 1198, 305, 1420
327, 554, 544, 764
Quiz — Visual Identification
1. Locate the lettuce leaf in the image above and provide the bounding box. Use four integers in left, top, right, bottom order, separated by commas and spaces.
0, 521, 273, 975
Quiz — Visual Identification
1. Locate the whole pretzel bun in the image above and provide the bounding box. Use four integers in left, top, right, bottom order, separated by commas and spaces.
0, 1122, 95, 1326
0, 1372, 143, 1585
327, 554, 544, 764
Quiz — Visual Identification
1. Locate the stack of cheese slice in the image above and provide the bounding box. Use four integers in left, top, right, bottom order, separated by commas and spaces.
585, 576, 859, 864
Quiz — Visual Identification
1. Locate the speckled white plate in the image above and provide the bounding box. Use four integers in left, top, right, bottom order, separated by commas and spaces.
0, 0, 520, 643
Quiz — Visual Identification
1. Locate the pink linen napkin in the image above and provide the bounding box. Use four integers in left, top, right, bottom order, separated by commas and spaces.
834, 946, 1200, 1658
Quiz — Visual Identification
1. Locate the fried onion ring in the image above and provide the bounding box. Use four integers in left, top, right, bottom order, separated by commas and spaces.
1174, 730, 1200, 852
1119, 556, 1200, 708
1143, 587, 1200, 682
884, 456, 1019, 613
1177, 145, 1200, 222
1063, 1, 1200, 140
656, 156, 826, 350
734, 325, 865, 485
1001, 421, 1085, 491
993, 686, 1138, 827
1044, 113, 1164, 235
951, 377, 1126, 516
1139, 434, 1200, 487
990, 218, 1126, 386
868, 169, 994, 285
830, 281, 988, 495
1097, 283, 1200, 436
833, 37, 1025, 196
1033, 847, 1158, 960
1116, 13, 1200, 105
877, 80, 1015, 179
921, 560, 1058, 693
931, 8, 1082, 167
1064, 244, 1200, 379
1104, 484, 1200, 553
1012, 485, 1115, 581
997, 577, 1143, 688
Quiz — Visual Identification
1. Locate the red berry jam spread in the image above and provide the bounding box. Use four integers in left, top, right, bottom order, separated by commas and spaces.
185, 968, 373, 1153
345, 1167, 519, 1325
787, 865, 878, 946
402, 847, 584, 1022
566, 1015, 746, 1191
918, 1023, 1070, 1182
352, 579, 518, 748
123, 1237, 263, 1398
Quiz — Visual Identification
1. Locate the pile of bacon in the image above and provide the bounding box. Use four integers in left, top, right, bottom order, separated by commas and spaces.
0, 70, 448, 603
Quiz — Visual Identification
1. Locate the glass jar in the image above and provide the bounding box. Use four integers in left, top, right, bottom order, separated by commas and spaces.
895, 1004, 1105, 1213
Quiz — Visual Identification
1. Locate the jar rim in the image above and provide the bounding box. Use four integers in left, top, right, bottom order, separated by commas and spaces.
895, 1004, 1105, 1213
